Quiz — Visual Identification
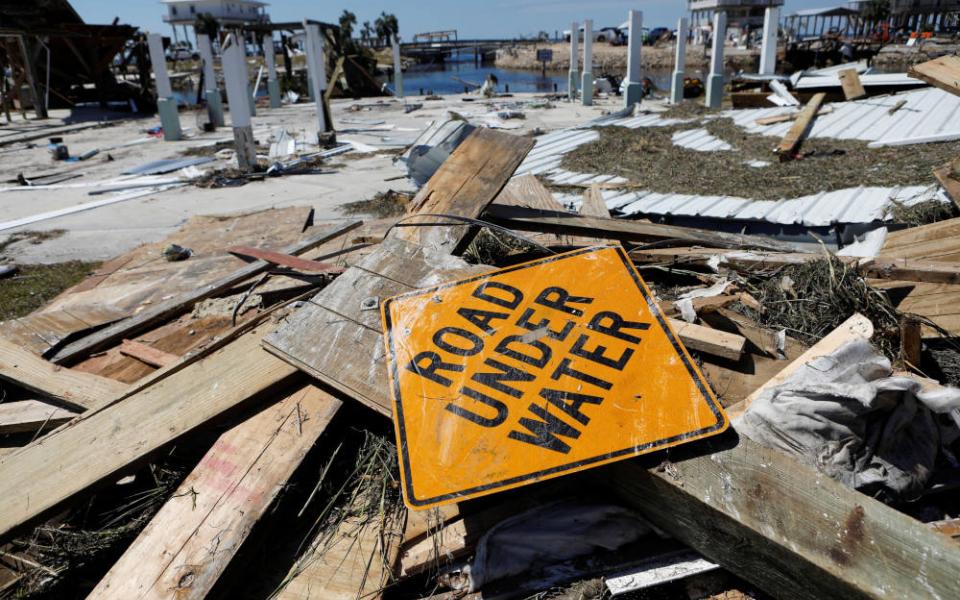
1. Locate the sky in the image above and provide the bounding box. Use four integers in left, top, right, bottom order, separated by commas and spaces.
72, 0, 840, 39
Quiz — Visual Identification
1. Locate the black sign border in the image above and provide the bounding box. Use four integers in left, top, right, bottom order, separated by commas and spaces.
383, 246, 728, 507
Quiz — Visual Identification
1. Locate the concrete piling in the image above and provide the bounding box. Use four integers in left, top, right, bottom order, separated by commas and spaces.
581, 19, 594, 106
670, 17, 689, 105
705, 11, 727, 109
392, 34, 404, 98
264, 38, 282, 109
196, 33, 224, 127
303, 21, 328, 134
624, 10, 644, 107
146, 33, 182, 141
222, 33, 256, 171
759, 6, 780, 76
568, 21, 579, 101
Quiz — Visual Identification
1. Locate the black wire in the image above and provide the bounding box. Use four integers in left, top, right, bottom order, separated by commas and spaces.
386, 213, 558, 255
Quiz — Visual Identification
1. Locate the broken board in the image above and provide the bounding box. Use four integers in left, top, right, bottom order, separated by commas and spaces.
381, 246, 728, 508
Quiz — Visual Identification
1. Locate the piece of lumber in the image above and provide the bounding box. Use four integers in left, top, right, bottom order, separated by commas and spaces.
887, 99, 907, 115
667, 317, 746, 361
837, 68, 867, 101
0, 324, 298, 540
276, 507, 405, 600
0, 400, 76, 434
0, 338, 127, 411
775, 92, 826, 161
930, 518, 960, 542
725, 313, 873, 418
396, 128, 535, 252
701, 307, 808, 359
118, 339, 179, 368
580, 183, 612, 218
494, 174, 565, 212
49, 221, 362, 365
227, 245, 345, 274
933, 161, 960, 209
263, 238, 490, 417
89, 384, 340, 600
605, 433, 960, 600
484, 205, 796, 253
755, 112, 799, 126
900, 316, 922, 367
908, 55, 960, 97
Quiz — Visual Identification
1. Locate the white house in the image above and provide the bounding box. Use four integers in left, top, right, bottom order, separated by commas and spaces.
162, 0, 269, 48
689, 0, 785, 36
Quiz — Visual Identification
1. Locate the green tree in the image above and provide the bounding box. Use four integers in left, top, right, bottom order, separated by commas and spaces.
374, 12, 399, 46
339, 10, 357, 40
194, 13, 220, 39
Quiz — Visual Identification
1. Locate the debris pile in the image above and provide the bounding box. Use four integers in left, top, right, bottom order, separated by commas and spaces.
3, 51, 960, 600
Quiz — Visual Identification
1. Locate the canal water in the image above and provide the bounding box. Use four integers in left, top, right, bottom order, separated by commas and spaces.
383, 50, 679, 96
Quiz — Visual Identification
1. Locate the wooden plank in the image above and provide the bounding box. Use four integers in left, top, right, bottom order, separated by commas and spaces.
775, 92, 826, 160
276, 508, 405, 600
483, 205, 796, 252
837, 68, 866, 100
118, 339, 179, 368
667, 317, 746, 361
494, 174, 565, 212
0, 400, 76, 434
933, 161, 960, 209
227, 245, 345, 274
930, 518, 960, 541
49, 220, 362, 365
89, 384, 341, 600
0, 324, 299, 540
263, 238, 490, 417
725, 313, 873, 418
396, 128, 535, 252
605, 433, 960, 600
580, 184, 612, 218
0, 338, 127, 411
908, 55, 960, 97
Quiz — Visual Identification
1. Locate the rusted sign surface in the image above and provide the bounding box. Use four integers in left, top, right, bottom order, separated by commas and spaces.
382, 247, 728, 509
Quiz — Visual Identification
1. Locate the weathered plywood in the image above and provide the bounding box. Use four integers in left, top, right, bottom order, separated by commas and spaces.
775, 92, 826, 159
837, 68, 866, 100
89, 385, 340, 600
263, 238, 489, 417
0, 325, 298, 539
50, 221, 361, 365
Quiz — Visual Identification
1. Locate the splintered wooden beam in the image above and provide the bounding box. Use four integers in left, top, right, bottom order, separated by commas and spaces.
0, 338, 126, 411
580, 184, 612, 218
908, 55, 960, 97
837, 68, 866, 100
50, 220, 362, 365
0, 325, 298, 540
89, 384, 340, 600
606, 432, 960, 600
395, 128, 535, 253
934, 160, 960, 209
775, 92, 826, 161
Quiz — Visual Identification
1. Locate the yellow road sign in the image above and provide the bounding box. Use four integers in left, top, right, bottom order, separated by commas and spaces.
382, 246, 728, 509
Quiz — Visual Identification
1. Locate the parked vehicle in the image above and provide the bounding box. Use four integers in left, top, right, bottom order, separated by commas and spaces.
646, 27, 673, 45
563, 25, 619, 43
166, 46, 197, 61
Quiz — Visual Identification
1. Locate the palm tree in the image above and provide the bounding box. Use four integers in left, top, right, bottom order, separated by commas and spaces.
339, 10, 357, 41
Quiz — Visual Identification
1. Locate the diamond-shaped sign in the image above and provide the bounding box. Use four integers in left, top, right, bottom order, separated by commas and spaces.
382, 246, 728, 509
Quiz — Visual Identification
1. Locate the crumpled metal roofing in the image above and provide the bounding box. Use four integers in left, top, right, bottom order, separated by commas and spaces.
554, 185, 945, 226
724, 86, 960, 147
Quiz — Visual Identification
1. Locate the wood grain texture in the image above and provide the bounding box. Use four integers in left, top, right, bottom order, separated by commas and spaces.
263, 238, 489, 417
908, 55, 960, 96
837, 69, 866, 100
0, 400, 76, 434
0, 338, 127, 411
606, 433, 960, 600
396, 128, 535, 252
50, 220, 362, 365
275, 508, 404, 600
89, 384, 340, 600
666, 318, 746, 361
0, 325, 298, 540
580, 184, 612, 218
775, 92, 826, 159
227, 246, 344, 274
933, 162, 960, 209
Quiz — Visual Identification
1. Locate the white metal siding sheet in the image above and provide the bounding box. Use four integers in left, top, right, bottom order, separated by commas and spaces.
671, 128, 734, 152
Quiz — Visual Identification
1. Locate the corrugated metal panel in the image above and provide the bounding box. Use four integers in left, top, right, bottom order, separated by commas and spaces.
554, 185, 945, 226
794, 73, 921, 89
725, 86, 960, 147
671, 128, 734, 152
